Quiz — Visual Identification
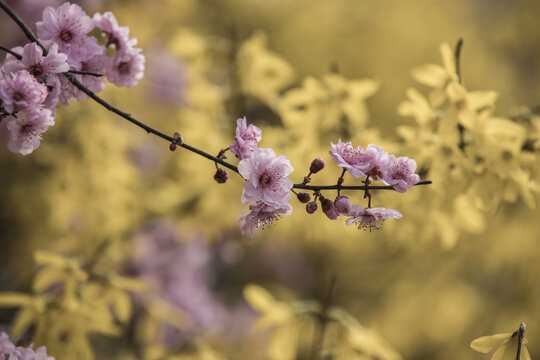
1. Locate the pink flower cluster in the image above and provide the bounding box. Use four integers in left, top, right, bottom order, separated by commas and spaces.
330, 139, 420, 192
0, 332, 54, 360
230, 118, 294, 236
0, 2, 145, 155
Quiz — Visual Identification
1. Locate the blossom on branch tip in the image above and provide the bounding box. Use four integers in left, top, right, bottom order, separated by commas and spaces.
238, 147, 294, 208
105, 47, 145, 87
0, 70, 48, 113
345, 205, 402, 231
239, 201, 292, 236
381, 155, 420, 193
230, 117, 262, 160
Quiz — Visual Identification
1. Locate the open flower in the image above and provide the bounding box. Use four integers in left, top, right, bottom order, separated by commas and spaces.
230, 117, 262, 159
329, 140, 387, 178
8, 345, 55, 360
238, 147, 294, 208
36, 2, 103, 65
345, 205, 402, 231
381, 155, 420, 193
470, 323, 531, 360
239, 201, 292, 236
0, 70, 48, 113
2, 108, 55, 155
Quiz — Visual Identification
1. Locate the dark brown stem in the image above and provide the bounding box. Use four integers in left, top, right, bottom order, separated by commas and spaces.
515, 323, 526, 360
0, 44, 22, 59
309, 275, 337, 360
454, 38, 467, 152
68, 70, 103, 77
294, 180, 432, 191
336, 168, 346, 196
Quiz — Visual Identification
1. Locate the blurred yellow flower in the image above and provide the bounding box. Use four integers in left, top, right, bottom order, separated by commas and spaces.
470, 323, 531, 360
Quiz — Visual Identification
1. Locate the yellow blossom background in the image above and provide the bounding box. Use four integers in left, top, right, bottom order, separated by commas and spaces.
1, 0, 540, 359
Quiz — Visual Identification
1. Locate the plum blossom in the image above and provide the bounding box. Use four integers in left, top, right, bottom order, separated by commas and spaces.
230, 117, 262, 159
93, 11, 130, 52
1, 43, 69, 82
0, 332, 15, 358
7, 345, 55, 360
345, 205, 402, 231
238, 147, 294, 208
329, 140, 388, 179
36, 2, 103, 65
105, 47, 145, 87
382, 155, 420, 193
239, 201, 292, 236
0, 70, 48, 113
2, 108, 55, 155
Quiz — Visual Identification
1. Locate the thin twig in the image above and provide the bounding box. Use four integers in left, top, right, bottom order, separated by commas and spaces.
294, 180, 432, 191
68, 70, 103, 77
515, 323, 526, 360
454, 38, 466, 152
0, 1, 46, 52
0, 44, 22, 59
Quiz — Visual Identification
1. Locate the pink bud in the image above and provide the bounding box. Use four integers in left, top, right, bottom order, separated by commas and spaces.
334, 196, 352, 214
309, 158, 325, 174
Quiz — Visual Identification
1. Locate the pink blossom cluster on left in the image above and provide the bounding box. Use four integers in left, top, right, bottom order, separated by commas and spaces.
228, 117, 295, 236
0, 2, 145, 155
0, 331, 55, 360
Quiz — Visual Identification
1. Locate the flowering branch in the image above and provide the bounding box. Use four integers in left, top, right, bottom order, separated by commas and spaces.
0, 0, 432, 235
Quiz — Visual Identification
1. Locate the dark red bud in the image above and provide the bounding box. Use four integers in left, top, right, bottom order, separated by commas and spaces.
297, 192, 311, 203
324, 207, 340, 220
309, 158, 325, 174
306, 201, 318, 214
169, 143, 177, 151
214, 168, 229, 184
320, 197, 334, 213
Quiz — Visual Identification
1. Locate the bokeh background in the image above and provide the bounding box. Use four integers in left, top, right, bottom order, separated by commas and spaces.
1, 0, 540, 359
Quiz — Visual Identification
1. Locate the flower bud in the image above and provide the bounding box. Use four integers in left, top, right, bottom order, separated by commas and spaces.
309, 158, 325, 174
169, 143, 177, 151
306, 201, 318, 214
297, 192, 311, 203
324, 207, 340, 220
334, 196, 352, 214
214, 168, 229, 184
320, 196, 334, 213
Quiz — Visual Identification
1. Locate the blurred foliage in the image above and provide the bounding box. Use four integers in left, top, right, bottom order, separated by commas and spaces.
1, 0, 540, 360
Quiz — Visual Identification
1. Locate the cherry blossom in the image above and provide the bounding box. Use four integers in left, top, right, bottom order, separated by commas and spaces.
230, 117, 262, 160
239, 201, 292, 236
238, 147, 294, 208
382, 155, 420, 193
1, 42, 69, 82
0, 70, 48, 113
2, 108, 55, 155
345, 205, 402, 231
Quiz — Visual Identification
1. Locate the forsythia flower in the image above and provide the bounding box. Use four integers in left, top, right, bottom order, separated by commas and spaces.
470, 323, 531, 360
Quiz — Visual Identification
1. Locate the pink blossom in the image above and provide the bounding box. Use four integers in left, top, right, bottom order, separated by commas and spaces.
105, 47, 145, 87
345, 205, 402, 231
329, 140, 388, 179
2, 43, 69, 82
93, 11, 131, 52
36, 3, 103, 65
239, 201, 292, 236
382, 155, 420, 193
7, 345, 54, 360
229, 117, 262, 159
0, 70, 48, 113
0, 332, 15, 358
238, 147, 294, 207
2, 108, 55, 155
